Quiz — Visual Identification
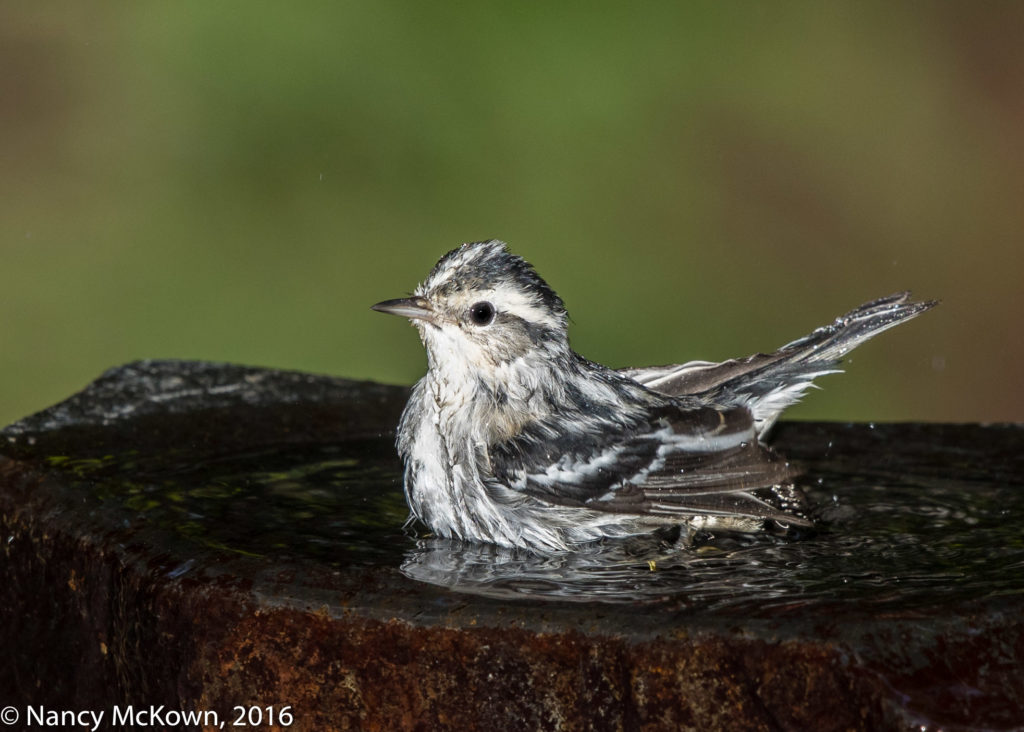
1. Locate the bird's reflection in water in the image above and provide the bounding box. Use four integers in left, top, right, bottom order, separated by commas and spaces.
400, 528, 811, 606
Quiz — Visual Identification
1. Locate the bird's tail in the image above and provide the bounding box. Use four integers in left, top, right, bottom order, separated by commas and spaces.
723, 292, 936, 433
625, 292, 936, 435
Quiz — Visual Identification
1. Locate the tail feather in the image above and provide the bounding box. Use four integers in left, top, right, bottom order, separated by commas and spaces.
622, 292, 937, 435
774, 291, 936, 367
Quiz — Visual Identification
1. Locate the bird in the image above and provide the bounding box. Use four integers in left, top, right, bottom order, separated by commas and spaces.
372, 240, 935, 552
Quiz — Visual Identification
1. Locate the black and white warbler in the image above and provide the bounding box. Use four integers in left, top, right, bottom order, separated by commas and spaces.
373, 240, 934, 552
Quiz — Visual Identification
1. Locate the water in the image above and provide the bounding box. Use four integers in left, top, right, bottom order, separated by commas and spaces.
28, 429, 1024, 615
37, 439, 412, 567
3, 361, 1021, 616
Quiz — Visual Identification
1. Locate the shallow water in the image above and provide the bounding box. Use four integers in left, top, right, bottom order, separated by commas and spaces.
31, 431, 1024, 613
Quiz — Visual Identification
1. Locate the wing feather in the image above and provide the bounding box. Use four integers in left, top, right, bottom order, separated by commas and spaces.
487, 403, 806, 526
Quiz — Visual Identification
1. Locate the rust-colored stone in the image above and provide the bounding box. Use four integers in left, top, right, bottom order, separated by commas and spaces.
1, 361, 1022, 730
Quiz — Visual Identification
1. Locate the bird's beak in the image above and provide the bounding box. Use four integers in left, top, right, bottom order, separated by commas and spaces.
371, 296, 435, 323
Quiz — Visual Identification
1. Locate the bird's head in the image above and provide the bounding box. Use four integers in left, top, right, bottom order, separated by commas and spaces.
372, 240, 570, 378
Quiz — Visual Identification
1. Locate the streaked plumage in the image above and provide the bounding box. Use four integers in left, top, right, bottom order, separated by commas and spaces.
373, 240, 935, 552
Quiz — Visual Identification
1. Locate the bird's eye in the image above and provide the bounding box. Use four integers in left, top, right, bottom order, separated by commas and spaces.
468, 301, 496, 326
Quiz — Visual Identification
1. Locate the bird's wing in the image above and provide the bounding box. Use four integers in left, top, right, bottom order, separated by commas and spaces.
487, 404, 807, 526
619, 355, 786, 397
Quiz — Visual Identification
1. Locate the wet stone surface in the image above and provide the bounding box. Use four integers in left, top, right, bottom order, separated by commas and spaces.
1, 360, 1022, 730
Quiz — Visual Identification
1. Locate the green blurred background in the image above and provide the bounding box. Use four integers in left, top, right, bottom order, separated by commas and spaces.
2, 3, 1022, 426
